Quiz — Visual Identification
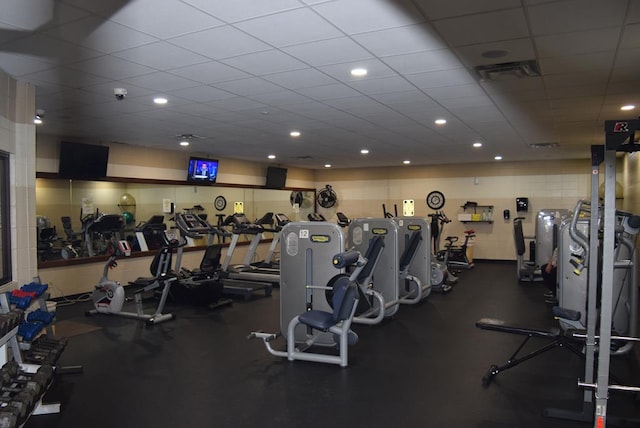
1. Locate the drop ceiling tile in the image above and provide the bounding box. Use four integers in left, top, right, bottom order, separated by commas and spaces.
382, 49, 463, 74
480, 77, 545, 94
207, 97, 267, 112
439, 95, 495, 109
22, 66, 107, 88
263, 68, 337, 90
220, 50, 307, 75
370, 90, 438, 107
312, 0, 424, 35
123, 71, 200, 92
68, 55, 155, 80
352, 23, 445, 57
234, 8, 343, 48
426, 84, 486, 100
167, 61, 250, 84
295, 83, 362, 100
212, 77, 283, 96
166, 85, 236, 103
6, 33, 102, 65
414, 0, 521, 20
282, 37, 374, 66
183, 0, 304, 23
318, 58, 398, 82
0, 0, 55, 31
540, 51, 615, 75
44, 16, 158, 54
346, 76, 415, 95
0, 52, 55, 77
432, 9, 529, 47
0, 22, 26, 45
535, 28, 621, 58
527, 0, 627, 36
546, 84, 606, 99
109, 0, 223, 38
405, 68, 476, 89
620, 23, 640, 49
543, 71, 609, 89
454, 38, 535, 67
113, 41, 209, 70
170, 26, 271, 60
248, 90, 313, 106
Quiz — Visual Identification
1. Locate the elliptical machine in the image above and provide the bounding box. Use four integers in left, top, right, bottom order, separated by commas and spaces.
85, 230, 181, 325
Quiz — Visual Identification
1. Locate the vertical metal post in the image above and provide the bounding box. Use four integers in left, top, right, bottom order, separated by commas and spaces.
584, 147, 601, 412
594, 149, 617, 427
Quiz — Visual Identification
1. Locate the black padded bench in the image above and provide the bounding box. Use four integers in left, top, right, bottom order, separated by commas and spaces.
475, 318, 584, 387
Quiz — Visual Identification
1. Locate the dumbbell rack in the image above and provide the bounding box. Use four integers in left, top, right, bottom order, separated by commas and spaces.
0, 292, 62, 420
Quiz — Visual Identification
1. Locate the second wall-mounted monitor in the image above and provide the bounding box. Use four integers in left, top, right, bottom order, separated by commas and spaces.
187, 157, 218, 184
265, 166, 287, 189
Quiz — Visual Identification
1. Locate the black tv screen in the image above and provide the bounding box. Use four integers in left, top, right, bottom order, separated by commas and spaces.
58, 141, 109, 180
265, 166, 287, 189
187, 157, 218, 184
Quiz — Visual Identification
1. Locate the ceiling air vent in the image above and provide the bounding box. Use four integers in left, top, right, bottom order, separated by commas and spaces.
474, 60, 541, 81
529, 143, 559, 149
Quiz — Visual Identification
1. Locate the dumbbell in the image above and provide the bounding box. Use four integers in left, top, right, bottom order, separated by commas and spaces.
0, 389, 37, 426
0, 362, 54, 399
29, 337, 67, 351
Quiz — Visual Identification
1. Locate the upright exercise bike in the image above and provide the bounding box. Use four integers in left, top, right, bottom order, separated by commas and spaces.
440, 229, 475, 270
86, 231, 181, 325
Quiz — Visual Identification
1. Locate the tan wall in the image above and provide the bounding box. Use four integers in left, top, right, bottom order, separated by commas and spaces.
314, 159, 593, 260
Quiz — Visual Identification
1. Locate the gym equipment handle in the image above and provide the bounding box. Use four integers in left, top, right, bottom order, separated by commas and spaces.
332, 250, 360, 268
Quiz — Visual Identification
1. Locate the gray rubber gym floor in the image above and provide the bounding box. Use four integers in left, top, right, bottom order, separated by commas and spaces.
25, 261, 640, 427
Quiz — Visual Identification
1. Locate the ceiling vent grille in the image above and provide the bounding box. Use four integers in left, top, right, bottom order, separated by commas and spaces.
474, 60, 541, 81
529, 142, 559, 149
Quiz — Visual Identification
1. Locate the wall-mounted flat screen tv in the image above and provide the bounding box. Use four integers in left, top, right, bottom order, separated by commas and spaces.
58, 141, 109, 180
265, 166, 287, 189
187, 157, 218, 184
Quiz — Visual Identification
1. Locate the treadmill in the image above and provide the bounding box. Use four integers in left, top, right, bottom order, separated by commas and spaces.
174, 213, 272, 300
220, 213, 282, 284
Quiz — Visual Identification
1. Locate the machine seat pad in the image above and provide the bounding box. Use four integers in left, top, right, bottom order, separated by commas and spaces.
552, 306, 581, 322
476, 318, 560, 338
299, 311, 335, 331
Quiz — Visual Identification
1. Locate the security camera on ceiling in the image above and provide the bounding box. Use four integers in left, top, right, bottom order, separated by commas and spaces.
113, 88, 127, 100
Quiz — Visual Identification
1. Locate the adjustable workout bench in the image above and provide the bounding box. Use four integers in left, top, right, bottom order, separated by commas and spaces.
475, 318, 584, 387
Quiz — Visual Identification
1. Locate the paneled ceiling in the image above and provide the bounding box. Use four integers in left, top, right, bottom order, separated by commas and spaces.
1, 0, 639, 169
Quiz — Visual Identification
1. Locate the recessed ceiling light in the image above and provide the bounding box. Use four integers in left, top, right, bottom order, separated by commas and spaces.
403, 160, 411, 165
179, 141, 189, 146
494, 155, 503, 161
621, 104, 635, 111
290, 130, 301, 137
350, 68, 368, 77
324, 164, 332, 168
154, 97, 168, 105
268, 154, 276, 159
435, 119, 447, 125
360, 149, 369, 154
473, 142, 483, 148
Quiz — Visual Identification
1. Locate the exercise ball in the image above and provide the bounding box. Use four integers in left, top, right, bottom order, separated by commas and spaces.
122, 211, 134, 224
598, 180, 624, 199
119, 193, 137, 210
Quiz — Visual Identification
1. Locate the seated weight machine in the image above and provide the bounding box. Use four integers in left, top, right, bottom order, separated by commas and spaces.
249, 222, 363, 367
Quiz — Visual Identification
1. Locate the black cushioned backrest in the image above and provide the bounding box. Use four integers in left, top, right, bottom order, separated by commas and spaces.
399, 230, 422, 271
200, 245, 222, 273
150, 246, 172, 276
332, 281, 358, 322
357, 235, 385, 282
513, 219, 526, 256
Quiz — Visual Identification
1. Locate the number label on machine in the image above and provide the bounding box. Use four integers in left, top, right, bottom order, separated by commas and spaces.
234, 201, 244, 214
403, 199, 415, 216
